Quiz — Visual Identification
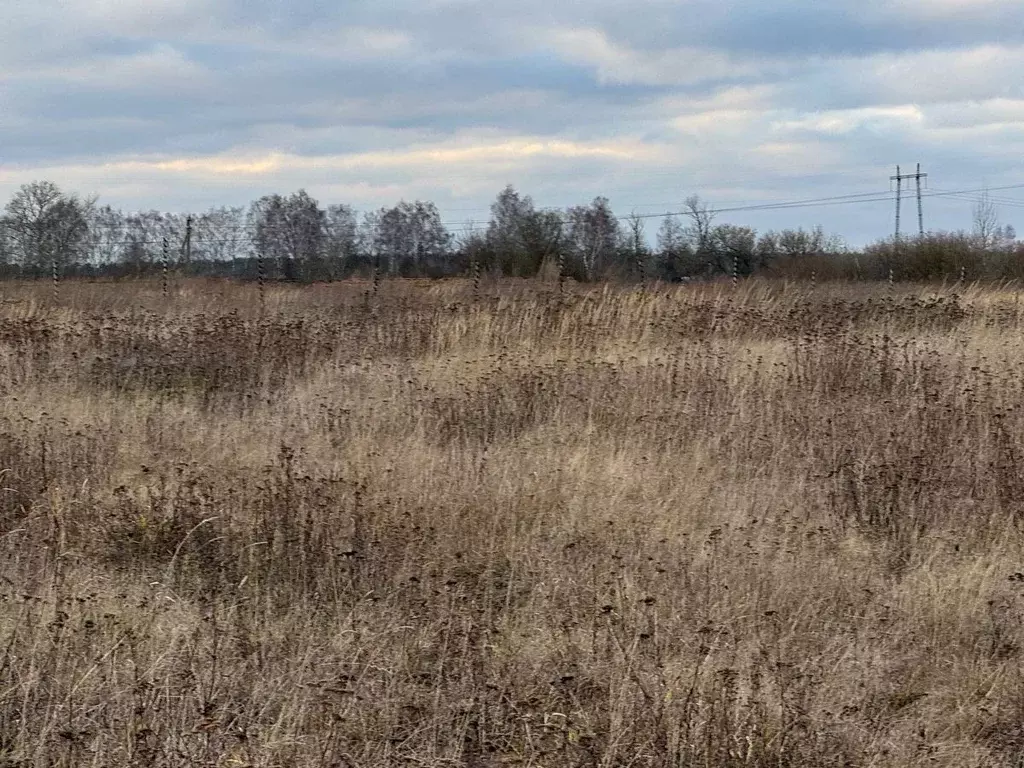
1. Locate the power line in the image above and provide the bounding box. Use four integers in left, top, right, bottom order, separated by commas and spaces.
928, 185, 1024, 209
940, 193, 1024, 210
18, 180, 1024, 244
83, 190, 899, 238
439, 182, 1024, 226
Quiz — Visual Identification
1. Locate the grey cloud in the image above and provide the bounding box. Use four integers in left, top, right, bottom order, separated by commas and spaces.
2, 0, 1022, 247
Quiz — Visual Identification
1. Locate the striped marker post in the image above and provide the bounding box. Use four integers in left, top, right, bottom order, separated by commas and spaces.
162, 237, 170, 298
257, 249, 265, 312
52, 258, 59, 303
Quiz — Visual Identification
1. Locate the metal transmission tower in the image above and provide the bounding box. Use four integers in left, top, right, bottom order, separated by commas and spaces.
893, 165, 901, 244
915, 163, 926, 237
890, 164, 928, 242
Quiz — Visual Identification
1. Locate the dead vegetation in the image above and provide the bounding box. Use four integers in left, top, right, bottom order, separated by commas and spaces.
1, 277, 1024, 766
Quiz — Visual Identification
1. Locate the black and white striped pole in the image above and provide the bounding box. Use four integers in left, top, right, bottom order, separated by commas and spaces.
257, 249, 265, 312
162, 237, 170, 298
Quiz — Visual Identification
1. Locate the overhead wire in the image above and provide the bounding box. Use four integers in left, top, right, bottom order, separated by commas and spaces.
16, 180, 1021, 246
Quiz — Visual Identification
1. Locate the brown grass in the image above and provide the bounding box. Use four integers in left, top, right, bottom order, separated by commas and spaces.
1, 276, 1024, 766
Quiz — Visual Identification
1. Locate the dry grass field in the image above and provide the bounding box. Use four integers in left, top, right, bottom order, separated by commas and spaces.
2, 277, 1024, 767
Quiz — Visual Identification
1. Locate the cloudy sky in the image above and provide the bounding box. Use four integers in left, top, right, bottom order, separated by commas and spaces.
2, 0, 1023, 245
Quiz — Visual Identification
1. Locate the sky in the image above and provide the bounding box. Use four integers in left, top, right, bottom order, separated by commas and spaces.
2, 0, 1023, 246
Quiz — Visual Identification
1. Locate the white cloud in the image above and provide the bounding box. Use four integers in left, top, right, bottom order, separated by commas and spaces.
879, 0, 1015, 18
857, 45, 1024, 104
2, 0, 1023, 245
0, 134, 663, 212
772, 106, 926, 135
927, 98, 1024, 129
542, 27, 769, 86
195, 24, 419, 62
9, 43, 210, 91
104, 136, 658, 178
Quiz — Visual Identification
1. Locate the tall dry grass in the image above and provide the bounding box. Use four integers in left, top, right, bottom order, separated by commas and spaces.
1, 277, 1024, 766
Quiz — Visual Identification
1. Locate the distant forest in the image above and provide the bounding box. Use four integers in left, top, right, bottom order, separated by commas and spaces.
1, 180, 1021, 283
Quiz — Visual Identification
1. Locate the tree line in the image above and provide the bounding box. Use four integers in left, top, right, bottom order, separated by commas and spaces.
1, 180, 1020, 282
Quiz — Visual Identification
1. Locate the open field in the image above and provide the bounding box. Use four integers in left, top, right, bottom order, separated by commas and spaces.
2, 277, 1024, 766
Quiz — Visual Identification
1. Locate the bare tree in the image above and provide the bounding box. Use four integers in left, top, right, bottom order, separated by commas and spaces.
0, 219, 10, 269
3, 181, 93, 275
656, 215, 699, 280
624, 211, 648, 282
712, 224, 758, 276
120, 211, 182, 275
682, 195, 716, 271
487, 185, 532, 274
566, 197, 618, 281
778, 226, 826, 258
457, 225, 488, 279
973, 191, 1000, 251
358, 210, 382, 276
657, 215, 684, 256
755, 226, 833, 272
482, 186, 563, 277
82, 204, 126, 268
193, 207, 246, 265
323, 204, 359, 278
371, 201, 451, 276
249, 190, 325, 281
